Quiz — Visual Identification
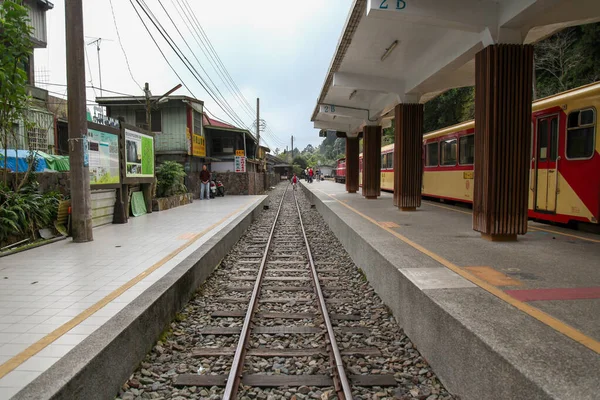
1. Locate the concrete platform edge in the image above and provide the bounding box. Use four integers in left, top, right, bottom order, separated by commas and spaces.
301, 186, 555, 400
11, 195, 268, 400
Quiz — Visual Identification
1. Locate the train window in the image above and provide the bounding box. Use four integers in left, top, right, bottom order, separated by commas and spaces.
388, 153, 394, 169
550, 118, 558, 161
459, 135, 474, 165
566, 108, 595, 159
538, 120, 548, 161
440, 139, 457, 166
425, 142, 438, 167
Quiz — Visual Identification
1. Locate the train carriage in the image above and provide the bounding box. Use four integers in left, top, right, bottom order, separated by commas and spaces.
354, 82, 600, 226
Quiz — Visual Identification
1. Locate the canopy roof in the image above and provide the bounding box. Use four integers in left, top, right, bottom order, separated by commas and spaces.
312, 0, 600, 135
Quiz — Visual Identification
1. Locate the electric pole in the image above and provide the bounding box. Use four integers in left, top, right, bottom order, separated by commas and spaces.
145, 82, 151, 133
291, 136, 294, 159
255, 98, 260, 162
66, 0, 93, 242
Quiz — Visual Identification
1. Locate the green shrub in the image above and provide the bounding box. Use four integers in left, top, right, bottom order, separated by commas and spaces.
156, 161, 187, 198
0, 183, 62, 247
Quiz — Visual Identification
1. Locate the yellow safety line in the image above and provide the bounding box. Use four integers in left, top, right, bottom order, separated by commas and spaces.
314, 188, 600, 354
424, 200, 600, 244
0, 199, 258, 379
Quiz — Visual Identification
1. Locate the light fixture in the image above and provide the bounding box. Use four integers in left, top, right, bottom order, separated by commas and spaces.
349, 90, 357, 100
381, 40, 398, 62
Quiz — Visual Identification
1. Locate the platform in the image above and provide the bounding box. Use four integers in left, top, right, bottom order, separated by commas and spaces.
302, 180, 600, 400
0, 195, 266, 399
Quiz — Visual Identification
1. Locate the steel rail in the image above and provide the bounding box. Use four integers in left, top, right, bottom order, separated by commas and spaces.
292, 188, 353, 399
223, 184, 290, 399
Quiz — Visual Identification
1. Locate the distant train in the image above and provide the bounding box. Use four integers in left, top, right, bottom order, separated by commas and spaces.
339, 82, 600, 226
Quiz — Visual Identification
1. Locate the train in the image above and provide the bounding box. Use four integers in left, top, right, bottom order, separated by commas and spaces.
337, 82, 600, 226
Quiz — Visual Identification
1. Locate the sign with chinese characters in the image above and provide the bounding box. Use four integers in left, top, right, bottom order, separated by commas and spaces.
88, 128, 119, 185
236, 150, 245, 157
193, 134, 206, 157
125, 129, 154, 177
235, 156, 246, 173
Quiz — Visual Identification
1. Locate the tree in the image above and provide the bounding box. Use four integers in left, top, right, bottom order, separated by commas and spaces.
0, 1, 33, 185
292, 156, 307, 171
273, 147, 281, 156
535, 28, 583, 98
302, 144, 315, 154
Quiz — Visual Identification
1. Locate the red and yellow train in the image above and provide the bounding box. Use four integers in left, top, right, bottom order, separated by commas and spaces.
339, 82, 600, 226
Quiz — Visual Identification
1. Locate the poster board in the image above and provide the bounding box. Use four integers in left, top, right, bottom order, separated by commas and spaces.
235, 156, 246, 173
87, 122, 121, 189
120, 124, 156, 185
192, 134, 206, 157
125, 128, 154, 178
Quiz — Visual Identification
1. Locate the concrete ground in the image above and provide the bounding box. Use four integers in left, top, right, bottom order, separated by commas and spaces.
0, 195, 266, 399
302, 180, 600, 400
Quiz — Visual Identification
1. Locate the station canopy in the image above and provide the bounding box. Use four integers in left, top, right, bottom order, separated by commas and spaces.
312, 0, 600, 135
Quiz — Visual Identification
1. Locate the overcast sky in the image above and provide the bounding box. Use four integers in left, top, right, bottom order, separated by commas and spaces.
35, 0, 351, 151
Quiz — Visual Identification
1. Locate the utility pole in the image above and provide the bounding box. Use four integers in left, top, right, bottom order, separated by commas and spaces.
145, 82, 151, 133
255, 98, 260, 162
291, 136, 294, 159
66, 0, 93, 242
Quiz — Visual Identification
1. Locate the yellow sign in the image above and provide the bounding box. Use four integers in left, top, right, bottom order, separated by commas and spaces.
236, 150, 245, 157
186, 128, 192, 155
192, 134, 206, 157
463, 171, 474, 179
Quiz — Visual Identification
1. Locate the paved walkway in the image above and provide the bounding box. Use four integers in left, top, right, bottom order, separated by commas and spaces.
0, 195, 264, 399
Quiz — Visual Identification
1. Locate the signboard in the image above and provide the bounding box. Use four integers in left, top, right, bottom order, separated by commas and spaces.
463, 171, 474, 180
125, 129, 154, 177
235, 156, 246, 173
88, 128, 119, 185
236, 150, 245, 157
186, 128, 192, 155
193, 134, 206, 157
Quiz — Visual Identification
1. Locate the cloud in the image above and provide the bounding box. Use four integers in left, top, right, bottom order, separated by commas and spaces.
35, 0, 350, 148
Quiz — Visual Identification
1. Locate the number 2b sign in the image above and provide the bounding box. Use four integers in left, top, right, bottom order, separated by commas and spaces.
379, 0, 406, 9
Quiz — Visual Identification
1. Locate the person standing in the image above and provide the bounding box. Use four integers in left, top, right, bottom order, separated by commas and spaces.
292, 173, 298, 190
200, 164, 211, 200
309, 168, 314, 183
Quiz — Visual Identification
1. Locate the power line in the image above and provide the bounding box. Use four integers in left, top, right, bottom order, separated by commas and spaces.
108, 0, 143, 91
131, 0, 249, 129
175, 0, 256, 119
156, 0, 245, 126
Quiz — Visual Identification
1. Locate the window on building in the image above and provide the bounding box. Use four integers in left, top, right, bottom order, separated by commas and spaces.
566, 108, 595, 159
459, 135, 474, 165
212, 136, 235, 154
193, 111, 202, 135
135, 109, 162, 132
440, 138, 457, 166
425, 142, 438, 167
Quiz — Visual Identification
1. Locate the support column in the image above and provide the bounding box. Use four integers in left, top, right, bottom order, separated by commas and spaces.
345, 137, 359, 194
362, 125, 382, 199
394, 103, 424, 211
473, 44, 533, 241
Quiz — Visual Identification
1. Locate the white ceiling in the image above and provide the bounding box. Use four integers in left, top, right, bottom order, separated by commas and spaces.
312, 0, 600, 134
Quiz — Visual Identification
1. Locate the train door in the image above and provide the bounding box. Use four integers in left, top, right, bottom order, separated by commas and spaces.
534, 115, 559, 212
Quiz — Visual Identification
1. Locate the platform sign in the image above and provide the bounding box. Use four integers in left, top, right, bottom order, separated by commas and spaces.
235, 156, 246, 173
236, 150, 245, 157
125, 129, 154, 177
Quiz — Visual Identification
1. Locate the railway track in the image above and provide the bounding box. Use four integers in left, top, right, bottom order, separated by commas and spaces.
119, 183, 456, 400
